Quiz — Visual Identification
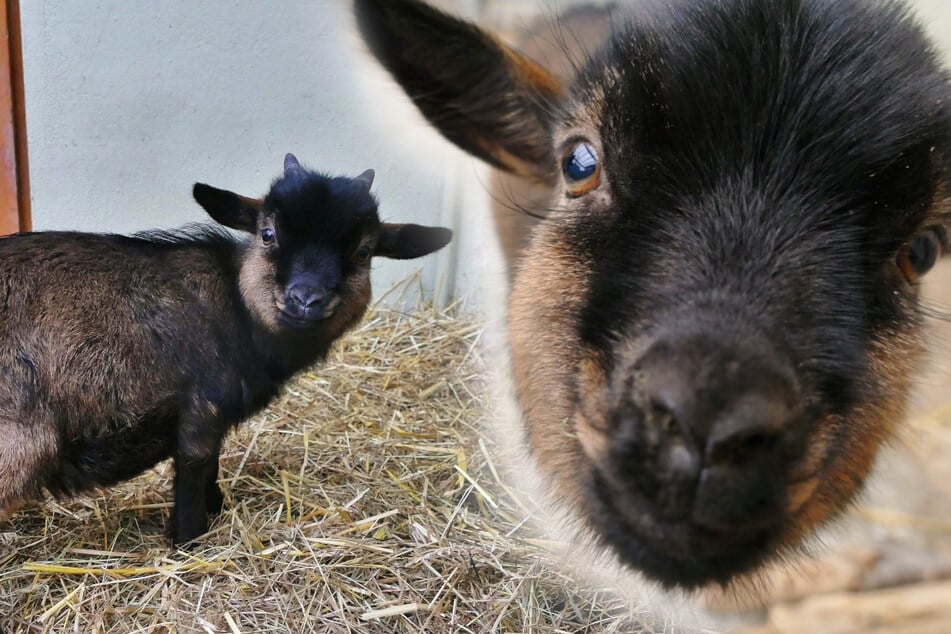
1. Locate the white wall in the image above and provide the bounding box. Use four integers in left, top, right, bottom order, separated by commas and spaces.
913, 0, 951, 61
20, 0, 503, 308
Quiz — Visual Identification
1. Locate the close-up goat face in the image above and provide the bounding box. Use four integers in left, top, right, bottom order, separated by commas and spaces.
356, 0, 951, 587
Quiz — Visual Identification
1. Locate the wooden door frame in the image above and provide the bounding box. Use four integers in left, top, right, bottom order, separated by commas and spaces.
1, 0, 29, 234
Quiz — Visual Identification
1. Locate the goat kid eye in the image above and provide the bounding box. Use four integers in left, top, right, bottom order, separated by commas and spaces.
897, 227, 945, 283
355, 247, 372, 263
562, 142, 601, 197
261, 228, 276, 245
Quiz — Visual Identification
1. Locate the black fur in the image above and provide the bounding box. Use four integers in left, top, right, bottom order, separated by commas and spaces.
354, 0, 562, 178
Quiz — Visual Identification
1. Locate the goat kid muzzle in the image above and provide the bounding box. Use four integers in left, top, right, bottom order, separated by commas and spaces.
578, 326, 815, 552
277, 281, 341, 326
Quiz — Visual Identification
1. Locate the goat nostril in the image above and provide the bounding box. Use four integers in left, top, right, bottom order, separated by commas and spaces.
703, 391, 792, 465
302, 293, 325, 309
288, 286, 326, 309
650, 401, 677, 433
708, 429, 781, 465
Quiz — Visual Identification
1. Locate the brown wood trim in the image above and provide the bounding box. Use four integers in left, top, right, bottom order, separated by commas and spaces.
9, 0, 27, 231
0, 0, 29, 234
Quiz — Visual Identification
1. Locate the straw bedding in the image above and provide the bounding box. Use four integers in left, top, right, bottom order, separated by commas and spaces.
0, 286, 656, 633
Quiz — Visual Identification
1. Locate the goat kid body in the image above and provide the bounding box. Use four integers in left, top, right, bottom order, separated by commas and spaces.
0, 232, 320, 535
0, 156, 452, 543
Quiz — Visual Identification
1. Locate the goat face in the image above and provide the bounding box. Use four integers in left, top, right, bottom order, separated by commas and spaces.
356, 0, 951, 587
194, 154, 452, 344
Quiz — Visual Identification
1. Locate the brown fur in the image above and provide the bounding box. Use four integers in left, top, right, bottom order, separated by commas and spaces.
239, 246, 283, 333
509, 230, 594, 503
0, 418, 57, 508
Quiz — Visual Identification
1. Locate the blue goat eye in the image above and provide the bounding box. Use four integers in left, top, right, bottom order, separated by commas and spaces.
562, 142, 601, 196
898, 227, 944, 282
261, 228, 276, 244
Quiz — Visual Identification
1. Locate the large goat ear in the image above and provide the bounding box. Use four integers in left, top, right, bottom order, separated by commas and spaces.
375, 223, 452, 259
355, 0, 563, 184
193, 183, 262, 233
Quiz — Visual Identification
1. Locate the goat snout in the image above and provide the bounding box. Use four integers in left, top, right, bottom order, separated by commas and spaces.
604, 333, 805, 532
282, 282, 338, 322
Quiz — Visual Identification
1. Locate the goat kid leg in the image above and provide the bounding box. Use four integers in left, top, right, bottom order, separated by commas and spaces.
167, 453, 221, 545
204, 459, 224, 516
168, 400, 225, 545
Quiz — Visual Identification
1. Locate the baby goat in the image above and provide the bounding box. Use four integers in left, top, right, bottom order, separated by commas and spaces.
0, 154, 451, 544
356, 0, 951, 587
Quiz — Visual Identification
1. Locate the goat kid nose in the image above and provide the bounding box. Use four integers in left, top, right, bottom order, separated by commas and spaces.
635, 338, 796, 467
614, 335, 800, 527
286, 284, 327, 309
704, 392, 791, 465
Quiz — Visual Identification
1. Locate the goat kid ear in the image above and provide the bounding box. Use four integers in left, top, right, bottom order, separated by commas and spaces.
354, 0, 562, 184
375, 223, 452, 259
192, 183, 263, 233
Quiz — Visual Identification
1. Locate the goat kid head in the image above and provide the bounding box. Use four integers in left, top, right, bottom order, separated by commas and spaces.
194, 153, 452, 342
356, 0, 951, 587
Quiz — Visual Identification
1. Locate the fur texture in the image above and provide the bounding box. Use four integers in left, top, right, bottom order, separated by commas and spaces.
356, 0, 951, 587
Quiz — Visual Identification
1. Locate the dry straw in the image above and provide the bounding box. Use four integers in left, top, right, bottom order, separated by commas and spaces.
0, 280, 653, 633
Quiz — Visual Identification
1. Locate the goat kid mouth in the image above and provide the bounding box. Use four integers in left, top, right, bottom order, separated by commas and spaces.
277, 311, 324, 328
580, 451, 826, 587
586, 440, 824, 532
274, 301, 339, 329
602, 474, 775, 552
586, 473, 779, 587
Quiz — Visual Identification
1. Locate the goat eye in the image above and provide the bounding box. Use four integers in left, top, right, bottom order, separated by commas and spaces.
897, 228, 944, 282
355, 246, 372, 263
261, 228, 276, 245
562, 142, 601, 197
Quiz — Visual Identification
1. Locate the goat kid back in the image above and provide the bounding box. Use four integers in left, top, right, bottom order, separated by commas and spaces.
355, 0, 951, 588
0, 153, 452, 544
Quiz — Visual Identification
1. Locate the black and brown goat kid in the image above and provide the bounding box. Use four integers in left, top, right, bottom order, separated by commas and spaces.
356, 0, 951, 588
0, 154, 451, 544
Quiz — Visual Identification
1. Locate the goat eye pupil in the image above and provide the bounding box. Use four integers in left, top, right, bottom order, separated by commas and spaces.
262, 228, 275, 243
564, 143, 598, 181
898, 228, 943, 282
908, 233, 938, 274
